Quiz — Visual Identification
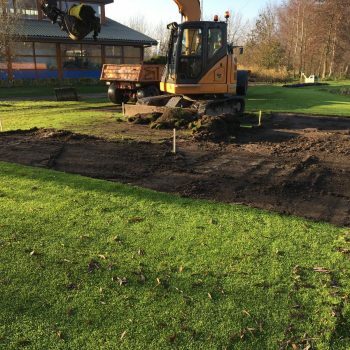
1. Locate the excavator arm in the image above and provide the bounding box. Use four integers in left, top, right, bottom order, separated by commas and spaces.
173, 0, 201, 22
41, 0, 201, 41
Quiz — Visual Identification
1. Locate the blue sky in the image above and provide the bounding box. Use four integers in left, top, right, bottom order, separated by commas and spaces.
106, 0, 283, 25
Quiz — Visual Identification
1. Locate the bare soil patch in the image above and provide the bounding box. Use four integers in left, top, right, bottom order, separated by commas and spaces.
1, 113, 350, 226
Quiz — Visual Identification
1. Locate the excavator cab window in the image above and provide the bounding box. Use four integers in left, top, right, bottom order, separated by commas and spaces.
174, 21, 227, 84
179, 28, 203, 80
208, 27, 224, 59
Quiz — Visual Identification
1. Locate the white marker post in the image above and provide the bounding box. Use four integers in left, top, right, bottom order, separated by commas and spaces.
258, 110, 262, 127
172, 128, 176, 154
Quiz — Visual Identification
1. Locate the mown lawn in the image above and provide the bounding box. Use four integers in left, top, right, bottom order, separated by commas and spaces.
246, 81, 350, 116
0, 84, 106, 99
0, 161, 349, 349
0, 99, 116, 134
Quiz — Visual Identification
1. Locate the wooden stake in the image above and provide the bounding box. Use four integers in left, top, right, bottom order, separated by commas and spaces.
0, 119, 3, 132
172, 128, 176, 154
122, 103, 125, 116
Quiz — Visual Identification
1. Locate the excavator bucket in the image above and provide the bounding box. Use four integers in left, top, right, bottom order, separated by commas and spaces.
41, 1, 101, 40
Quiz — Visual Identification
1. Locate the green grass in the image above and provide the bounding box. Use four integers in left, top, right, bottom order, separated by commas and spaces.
0, 85, 106, 98
0, 161, 350, 349
246, 81, 350, 116
0, 99, 117, 134
0, 81, 349, 137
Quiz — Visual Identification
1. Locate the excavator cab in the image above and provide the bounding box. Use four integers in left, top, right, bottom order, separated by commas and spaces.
167, 21, 227, 84
161, 20, 241, 96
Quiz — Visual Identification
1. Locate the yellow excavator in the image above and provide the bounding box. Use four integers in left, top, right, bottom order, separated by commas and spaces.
41, 0, 248, 116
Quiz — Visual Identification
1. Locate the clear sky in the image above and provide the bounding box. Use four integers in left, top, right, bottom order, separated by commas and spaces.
106, 0, 283, 26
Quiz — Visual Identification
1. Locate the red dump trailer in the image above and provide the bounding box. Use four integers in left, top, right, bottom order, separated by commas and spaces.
100, 63, 165, 104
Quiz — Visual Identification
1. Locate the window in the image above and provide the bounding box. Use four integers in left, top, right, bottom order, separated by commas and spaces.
181, 29, 202, 56
16, 0, 38, 18
13, 42, 34, 56
124, 46, 141, 58
11, 42, 35, 70
105, 46, 122, 57
82, 44, 101, 57
35, 57, 57, 70
105, 57, 122, 64
34, 43, 57, 71
124, 46, 142, 64
208, 28, 224, 59
62, 43, 101, 69
35, 43, 56, 56
59, 1, 100, 15
12, 56, 35, 70
178, 28, 203, 80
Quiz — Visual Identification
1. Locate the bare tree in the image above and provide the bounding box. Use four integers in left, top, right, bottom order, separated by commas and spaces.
0, 0, 23, 81
127, 15, 151, 36
227, 10, 251, 46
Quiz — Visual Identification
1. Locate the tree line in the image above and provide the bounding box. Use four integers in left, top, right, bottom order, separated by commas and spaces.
242, 0, 350, 79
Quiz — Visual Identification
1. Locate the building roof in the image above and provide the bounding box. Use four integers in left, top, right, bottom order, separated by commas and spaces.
17, 18, 158, 46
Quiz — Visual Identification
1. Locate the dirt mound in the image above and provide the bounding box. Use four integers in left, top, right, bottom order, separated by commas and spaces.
150, 108, 197, 129
272, 133, 350, 157
128, 113, 161, 125
0, 113, 350, 227
192, 114, 241, 141
128, 109, 243, 141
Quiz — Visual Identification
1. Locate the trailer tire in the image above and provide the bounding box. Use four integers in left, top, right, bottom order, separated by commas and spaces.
237, 70, 249, 96
137, 85, 160, 100
145, 85, 160, 97
108, 84, 128, 104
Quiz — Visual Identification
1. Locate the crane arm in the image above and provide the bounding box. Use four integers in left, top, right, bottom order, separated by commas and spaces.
41, 0, 201, 41
173, 0, 201, 22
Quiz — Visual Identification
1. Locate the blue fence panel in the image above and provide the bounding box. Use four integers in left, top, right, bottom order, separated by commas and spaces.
0, 70, 8, 80
36, 70, 59, 79
63, 70, 101, 79
12, 70, 37, 80
1, 69, 101, 80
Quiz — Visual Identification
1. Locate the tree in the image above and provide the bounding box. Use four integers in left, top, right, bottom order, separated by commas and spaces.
226, 10, 250, 46
0, 0, 23, 81
244, 4, 285, 70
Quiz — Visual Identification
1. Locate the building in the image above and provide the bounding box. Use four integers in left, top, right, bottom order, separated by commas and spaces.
0, 0, 157, 81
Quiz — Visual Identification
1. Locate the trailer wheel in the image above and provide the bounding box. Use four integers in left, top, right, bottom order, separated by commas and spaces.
108, 84, 128, 104
237, 70, 249, 96
145, 85, 160, 97
137, 85, 160, 100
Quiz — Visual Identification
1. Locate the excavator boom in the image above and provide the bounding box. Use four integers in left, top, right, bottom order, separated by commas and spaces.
173, 0, 201, 21
41, 0, 201, 41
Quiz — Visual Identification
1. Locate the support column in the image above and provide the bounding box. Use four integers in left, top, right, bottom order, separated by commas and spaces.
101, 45, 106, 65
56, 43, 63, 80
6, 42, 13, 82
36, 0, 43, 19
100, 5, 106, 24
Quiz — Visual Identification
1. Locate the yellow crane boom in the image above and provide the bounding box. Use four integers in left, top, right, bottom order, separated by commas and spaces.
173, 0, 201, 21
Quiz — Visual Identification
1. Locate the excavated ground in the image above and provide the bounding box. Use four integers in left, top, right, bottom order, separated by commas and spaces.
1, 113, 350, 226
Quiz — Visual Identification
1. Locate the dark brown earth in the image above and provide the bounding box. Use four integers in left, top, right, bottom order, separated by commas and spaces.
1, 113, 350, 227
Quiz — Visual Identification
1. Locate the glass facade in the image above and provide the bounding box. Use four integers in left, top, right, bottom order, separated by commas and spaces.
61, 43, 102, 70
2, 42, 143, 80
105, 45, 142, 64
58, 1, 101, 15
15, 0, 38, 18
0, 0, 147, 81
